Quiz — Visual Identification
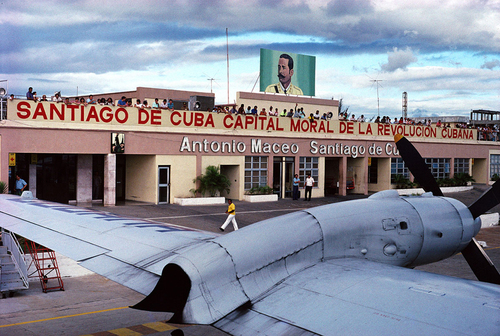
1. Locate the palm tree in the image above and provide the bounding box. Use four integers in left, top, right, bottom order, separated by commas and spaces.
194, 166, 231, 197
0, 181, 7, 194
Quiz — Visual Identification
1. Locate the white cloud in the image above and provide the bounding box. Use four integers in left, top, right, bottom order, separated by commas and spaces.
380, 47, 418, 72
3, 0, 500, 119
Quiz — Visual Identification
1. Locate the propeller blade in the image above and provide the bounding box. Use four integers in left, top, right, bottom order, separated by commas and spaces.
395, 135, 500, 284
394, 135, 443, 196
468, 180, 500, 219
461, 238, 500, 285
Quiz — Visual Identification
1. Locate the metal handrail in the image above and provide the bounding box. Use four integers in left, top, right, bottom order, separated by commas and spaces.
1, 228, 29, 288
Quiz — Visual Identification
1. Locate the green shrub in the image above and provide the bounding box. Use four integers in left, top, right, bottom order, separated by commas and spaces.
453, 173, 474, 186
192, 165, 230, 197
0, 181, 7, 194
246, 185, 274, 195
392, 174, 412, 189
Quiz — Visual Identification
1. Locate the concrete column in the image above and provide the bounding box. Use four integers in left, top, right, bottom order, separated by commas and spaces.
77, 155, 93, 204
29, 164, 37, 198
104, 154, 116, 206
449, 158, 455, 179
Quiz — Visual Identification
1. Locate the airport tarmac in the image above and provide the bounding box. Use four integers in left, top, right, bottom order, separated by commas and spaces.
1, 185, 499, 336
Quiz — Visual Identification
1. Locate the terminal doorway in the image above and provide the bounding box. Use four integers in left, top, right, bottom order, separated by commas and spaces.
92, 155, 104, 201
273, 157, 294, 198
9, 153, 30, 196
36, 154, 77, 204
220, 165, 239, 200
324, 157, 340, 195
116, 155, 126, 202
158, 166, 170, 204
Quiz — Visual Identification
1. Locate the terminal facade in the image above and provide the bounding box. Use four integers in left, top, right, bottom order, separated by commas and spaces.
2, 88, 498, 205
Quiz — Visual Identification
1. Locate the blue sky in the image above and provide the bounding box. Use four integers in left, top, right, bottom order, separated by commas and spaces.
1, 0, 499, 119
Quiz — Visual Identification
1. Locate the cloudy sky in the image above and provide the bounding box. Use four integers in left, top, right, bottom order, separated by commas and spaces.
2, 0, 499, 119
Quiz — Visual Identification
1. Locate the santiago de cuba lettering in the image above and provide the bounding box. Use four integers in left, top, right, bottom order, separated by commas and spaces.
12, 101, 476, 140
179, 137, 399, 159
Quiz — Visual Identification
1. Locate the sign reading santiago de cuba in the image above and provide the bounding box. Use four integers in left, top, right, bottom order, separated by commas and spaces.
12, 101, 476, 140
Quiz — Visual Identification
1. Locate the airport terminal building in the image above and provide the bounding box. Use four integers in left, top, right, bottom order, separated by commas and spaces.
1, 88, 498, 205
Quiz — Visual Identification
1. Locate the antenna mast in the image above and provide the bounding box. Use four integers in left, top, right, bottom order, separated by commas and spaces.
226, 28, 229, 104
370, 79, 383, 116
207, 78, 215, 93
402, 92, 408, 119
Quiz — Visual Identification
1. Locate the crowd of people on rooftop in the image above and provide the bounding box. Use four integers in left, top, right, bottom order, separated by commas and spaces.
338, 112, 457, 128
6, 87, 498, 142
207, 103, 334, 120
22, 87, 182, 111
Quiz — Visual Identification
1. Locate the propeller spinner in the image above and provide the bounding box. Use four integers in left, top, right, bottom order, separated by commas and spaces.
394, 134, 500, 284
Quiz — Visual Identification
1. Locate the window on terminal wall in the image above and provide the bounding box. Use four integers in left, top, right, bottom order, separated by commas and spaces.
299, 157, 318, 188
490, 154, 500, 179
244, 156, 268, 190
391, 158, 410, 183
368, 158, 378, 184
424, 158, 450, 179
454, 158, 470, 175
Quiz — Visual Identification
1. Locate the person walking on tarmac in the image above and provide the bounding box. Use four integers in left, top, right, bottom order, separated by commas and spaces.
220, 199, 238, 232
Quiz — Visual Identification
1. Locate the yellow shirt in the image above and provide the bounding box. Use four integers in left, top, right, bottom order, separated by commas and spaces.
227, 203, 235, 215
265, 83, 303, 95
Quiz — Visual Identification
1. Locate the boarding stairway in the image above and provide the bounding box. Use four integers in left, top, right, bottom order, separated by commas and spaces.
25, 240, 64, 293
0, 229, 29, 298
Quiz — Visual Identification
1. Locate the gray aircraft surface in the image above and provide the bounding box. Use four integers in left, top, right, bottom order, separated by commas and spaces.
0, 135, 499, 335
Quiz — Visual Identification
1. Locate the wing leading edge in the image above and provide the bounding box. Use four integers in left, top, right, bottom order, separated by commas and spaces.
214, 258, 500, 336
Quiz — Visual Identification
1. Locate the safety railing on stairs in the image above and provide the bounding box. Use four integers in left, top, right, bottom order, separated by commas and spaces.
0, 228, 29, 289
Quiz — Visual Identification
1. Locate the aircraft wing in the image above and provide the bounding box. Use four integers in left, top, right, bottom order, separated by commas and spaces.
2, 194, 500, 335
0, 194, 215, 296
214, 258, 500, 336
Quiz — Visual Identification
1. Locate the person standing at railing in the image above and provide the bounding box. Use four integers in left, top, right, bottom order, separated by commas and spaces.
26, 87, 34, 100
117, 96, 128, 107
167, 99, 175, 111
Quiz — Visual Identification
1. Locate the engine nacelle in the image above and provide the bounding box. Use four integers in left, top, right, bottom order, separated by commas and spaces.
134, 190, 480, 324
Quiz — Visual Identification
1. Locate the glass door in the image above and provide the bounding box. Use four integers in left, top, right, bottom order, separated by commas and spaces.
284, 157, 295, 198
273, 157, 295, 198
273, 157, 282, 197
158, 166, 170, 204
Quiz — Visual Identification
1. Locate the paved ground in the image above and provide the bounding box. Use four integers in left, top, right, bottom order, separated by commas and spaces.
1, 185, 499, 336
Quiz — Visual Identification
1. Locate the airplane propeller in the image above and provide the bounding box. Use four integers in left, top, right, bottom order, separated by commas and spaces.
394, 134, 443, 196
468, 180, 500, 219
394, 134, 500, 285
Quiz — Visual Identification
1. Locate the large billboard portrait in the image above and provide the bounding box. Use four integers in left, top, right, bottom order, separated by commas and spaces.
260, 48, 315, 97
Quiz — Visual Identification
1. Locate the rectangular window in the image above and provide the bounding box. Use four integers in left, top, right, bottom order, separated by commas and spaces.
299, 157, 319, 187
244, 156, 268, 190
425, 158, 450, 179
391, 158, 409, 182
490, 154, 500, 179
454, 158, 470, 175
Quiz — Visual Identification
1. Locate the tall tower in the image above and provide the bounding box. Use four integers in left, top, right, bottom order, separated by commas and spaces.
402, 92, 408, 119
